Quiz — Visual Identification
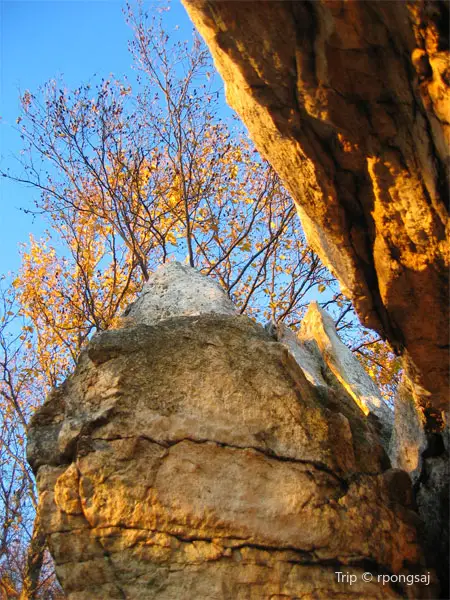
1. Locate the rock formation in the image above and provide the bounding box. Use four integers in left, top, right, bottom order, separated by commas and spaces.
390, 380, 449, 597
181, 0, 449, 412
122, 262, 238, 325
272, 302, 393, 450
28, 264, 436, 599
390, 379, 429, 482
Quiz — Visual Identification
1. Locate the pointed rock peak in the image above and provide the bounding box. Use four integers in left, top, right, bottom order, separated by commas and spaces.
123, 261, 237, 325
300, 301, 336, 336
272, 321, 328, 390
299, 301, 393, 445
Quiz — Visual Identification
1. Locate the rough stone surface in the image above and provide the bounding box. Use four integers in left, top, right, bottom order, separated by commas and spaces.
28, 265, 435, 599
390, 379, 449, 598
301, 302, 392, 447
390, 378, 428, 482
272, 321, 328, 390
416, 452, 450, 598
273, 306, 393, 451
123, 261, 237, 325
181, 0, 449, 411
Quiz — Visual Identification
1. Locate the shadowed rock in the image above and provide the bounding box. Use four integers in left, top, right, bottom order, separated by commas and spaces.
390, 379, 449, 597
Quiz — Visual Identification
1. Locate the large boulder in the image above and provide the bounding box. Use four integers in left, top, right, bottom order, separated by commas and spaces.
181, 0, 449, 411
28, 264, 435, 599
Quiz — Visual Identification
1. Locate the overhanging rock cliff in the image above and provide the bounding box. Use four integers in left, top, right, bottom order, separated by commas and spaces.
181, 0, 449, 411
28, 264, 435, 599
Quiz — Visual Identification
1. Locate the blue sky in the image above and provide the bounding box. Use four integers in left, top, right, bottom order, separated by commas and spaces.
0, 0, 195, 275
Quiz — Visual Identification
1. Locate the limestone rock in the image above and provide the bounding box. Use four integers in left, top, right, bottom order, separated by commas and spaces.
300, 302, 392, 446
271, 321, 328, 389
273, 307, 393, 451
181, 0, 449, 411
122, 261, 236, 326
416, 453, 450, 598
390, 378, 428, 482
28, 265, 434, 599
389, 377, 449, 598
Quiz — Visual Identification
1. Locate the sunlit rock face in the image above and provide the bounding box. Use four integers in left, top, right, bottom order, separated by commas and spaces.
28, 265, 434, 599
274, 302, 392, 450
181, 0, 449, 413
